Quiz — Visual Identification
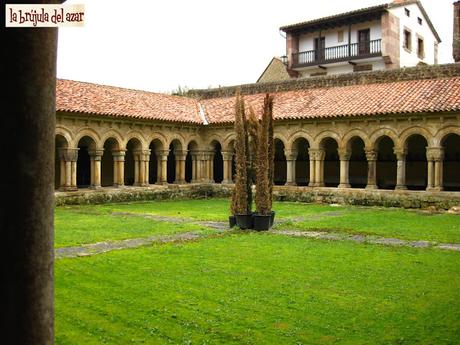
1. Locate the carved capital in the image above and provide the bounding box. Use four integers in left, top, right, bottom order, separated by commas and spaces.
365, 149, 378, 161
393, 149, 407, 161
155, 149, 170, 160
284, 149, 298, 161
426, 147, 445, 161
59, 148, 79, 162
338, 149, 351, 161
221, 151, 234, 161
88, 149, 104, 161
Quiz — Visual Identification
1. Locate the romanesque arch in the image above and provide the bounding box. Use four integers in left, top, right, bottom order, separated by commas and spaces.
292, 137, 310, 186
404, 134, 428, 190
168, 139, 183, 184
442, 133, 460, 191
125, 137, 143, 186
274, 138, 287, 185
375, 136, 397, 190
76, 135, 98, 188
210, 140, 224, 183
186, 140, 198, 183
320, 137, 340, 187
346, 136, 368, 188
101, 137, 121, 187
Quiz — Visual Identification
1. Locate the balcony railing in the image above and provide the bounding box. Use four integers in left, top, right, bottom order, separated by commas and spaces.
292, 39, 382, 68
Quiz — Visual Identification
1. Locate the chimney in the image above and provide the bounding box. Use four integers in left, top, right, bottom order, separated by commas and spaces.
454, 1, 460, 62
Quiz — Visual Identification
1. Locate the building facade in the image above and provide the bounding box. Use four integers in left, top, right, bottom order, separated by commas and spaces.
280, 0, 440, 78
55, 64, 460, 195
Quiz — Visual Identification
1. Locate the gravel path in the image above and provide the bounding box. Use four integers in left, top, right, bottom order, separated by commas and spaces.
55, 214, 460, 259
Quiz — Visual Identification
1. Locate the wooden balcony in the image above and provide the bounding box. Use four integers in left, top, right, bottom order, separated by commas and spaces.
291, 39, 382, 68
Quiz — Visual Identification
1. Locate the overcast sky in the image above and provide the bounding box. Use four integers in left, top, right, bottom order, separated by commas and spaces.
57, 0, 455, 93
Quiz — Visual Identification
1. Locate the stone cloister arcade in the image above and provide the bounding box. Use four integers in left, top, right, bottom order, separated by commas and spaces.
55, 115, 460, 193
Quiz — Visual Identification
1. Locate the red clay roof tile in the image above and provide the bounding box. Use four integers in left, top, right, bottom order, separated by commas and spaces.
56, 79, 202, 124
201, 77, 460, 124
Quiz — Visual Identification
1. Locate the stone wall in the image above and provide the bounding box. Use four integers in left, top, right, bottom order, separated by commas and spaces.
55, 184, 460, 210
188, 63, 460, 99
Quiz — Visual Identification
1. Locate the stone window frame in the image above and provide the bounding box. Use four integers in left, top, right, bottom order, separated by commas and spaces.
403, 27, 412, 52
416, 34, 425, 60
405, 8, 410, 17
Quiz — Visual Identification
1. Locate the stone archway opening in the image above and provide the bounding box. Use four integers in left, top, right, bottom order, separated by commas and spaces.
274, 139, 287, 185
348, 137, 367, 188
376, 136, 397, 190
321, 137, 339, 187
211, 140, 224, 183
186, 141, 198, 183
293, 138, 310, 186
149, 139, 163, 184
55, 134, 69, 190
77, 136, 96, 188
442, 133, 460, 191
168, 139, 182, 184
101, 138, 119, 187
125, 138, 142, 186
405, 134, 428, 190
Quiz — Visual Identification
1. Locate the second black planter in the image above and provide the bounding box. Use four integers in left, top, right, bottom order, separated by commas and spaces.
235, 214, 253, 229
229, 215, 237, 228
253, 214, 271, 231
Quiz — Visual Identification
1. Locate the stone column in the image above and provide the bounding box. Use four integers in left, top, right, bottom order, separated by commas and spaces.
308, 148, 317, 187
191, 152, 199, 183
155, 150, 169, 184
142, 150, 150, 186
365, 150, 378, 189
285, 149, 298, 186
315, 149, 326, 187
222, 151, 234, 184
209, 152, 215, 183
174, 150, 187, 184
338, 149, 351, 189
427, 147, 444, 191
112, 150, 126, 187
394, 149, 407, 190
60, 148, 78, 191
89, 149, 103, 189
3, 23, 58, 345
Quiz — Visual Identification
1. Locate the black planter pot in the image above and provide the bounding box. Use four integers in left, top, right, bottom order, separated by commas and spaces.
235, 213, 253, 230
253, 214, 271, 231
270, 211, 276, 227
229, 215, 237, 228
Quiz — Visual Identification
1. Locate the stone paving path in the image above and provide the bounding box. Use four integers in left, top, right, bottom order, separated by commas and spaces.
55, 214, 460, 259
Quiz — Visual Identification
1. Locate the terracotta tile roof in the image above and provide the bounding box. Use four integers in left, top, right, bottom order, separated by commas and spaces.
202, 77, 460, 124
56, 79, 202, 124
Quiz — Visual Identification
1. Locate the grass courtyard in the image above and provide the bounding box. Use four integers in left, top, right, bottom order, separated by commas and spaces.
55, 199, 460, 344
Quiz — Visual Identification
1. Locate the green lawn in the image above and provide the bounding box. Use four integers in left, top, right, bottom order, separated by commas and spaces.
56, 233, 460, 345
57, 199, 460, 244
55, 207, 210, 248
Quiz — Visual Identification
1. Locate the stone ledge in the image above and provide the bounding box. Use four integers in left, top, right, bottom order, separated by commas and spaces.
55, 184, 460, 210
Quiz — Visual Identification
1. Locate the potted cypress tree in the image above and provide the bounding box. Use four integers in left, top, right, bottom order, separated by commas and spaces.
252, 94, 275, 231
233, 91, 253, 229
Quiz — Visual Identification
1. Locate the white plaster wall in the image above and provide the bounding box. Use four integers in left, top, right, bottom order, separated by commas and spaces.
298, 20, 382, 53
389, 3, 438, 67
300, 60, 387, 77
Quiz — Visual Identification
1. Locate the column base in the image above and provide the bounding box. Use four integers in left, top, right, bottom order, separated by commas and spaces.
317, 183, 325, 187
427, 187, 443, 192
365, 184, 378, 190
222, 179, 233, 184
174, 180, 186, 185
395, 185, 407, 190
113, 184, 125, 188
286, 182, 297, 186
338, 183, 351, 189
59, 186, 78, 192
89, 185, 102, 190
